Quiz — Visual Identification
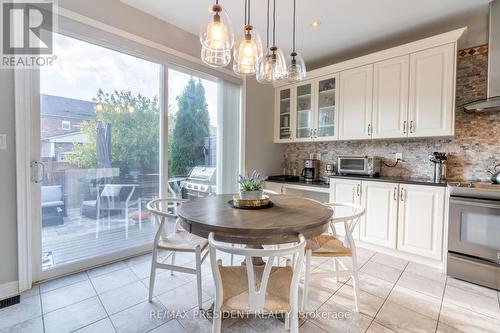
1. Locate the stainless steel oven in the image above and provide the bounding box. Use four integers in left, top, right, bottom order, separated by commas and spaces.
447, 183, 500, 290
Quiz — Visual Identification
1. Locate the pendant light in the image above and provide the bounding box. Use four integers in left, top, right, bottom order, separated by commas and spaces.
286, 0, 306, 82
200, 0, 234, 67
256, 0, 287, 83
233, 0, 263, 75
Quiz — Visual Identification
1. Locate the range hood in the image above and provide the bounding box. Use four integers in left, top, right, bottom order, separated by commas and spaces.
464, 0, 500, 112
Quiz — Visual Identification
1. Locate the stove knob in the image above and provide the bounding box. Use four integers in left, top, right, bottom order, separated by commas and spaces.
187, 184, 192, 189
194, 185, 199, 190
200, 185, 206, 191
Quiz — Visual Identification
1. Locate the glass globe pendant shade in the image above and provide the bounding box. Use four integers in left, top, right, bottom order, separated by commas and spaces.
201, 46, 231, 67
199, 3, 234, 67
233, 25, 263, 76
256, 45, 287, 83
287, 52, 306, 82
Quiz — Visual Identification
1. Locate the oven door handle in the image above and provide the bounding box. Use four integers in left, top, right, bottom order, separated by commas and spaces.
450, 198, 500, 210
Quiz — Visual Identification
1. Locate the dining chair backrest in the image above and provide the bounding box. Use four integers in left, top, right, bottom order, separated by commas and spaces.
325, 202, 365, 248
208, 233, 306, 313
147, 198, 188, 241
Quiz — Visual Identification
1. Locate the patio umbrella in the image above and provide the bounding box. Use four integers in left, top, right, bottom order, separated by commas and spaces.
96, 122, 112, 184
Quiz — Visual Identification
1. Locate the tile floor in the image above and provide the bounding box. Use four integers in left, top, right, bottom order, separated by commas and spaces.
1, 248, 500, 333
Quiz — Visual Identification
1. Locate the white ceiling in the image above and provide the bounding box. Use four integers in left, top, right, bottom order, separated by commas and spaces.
121, 0, 491, 66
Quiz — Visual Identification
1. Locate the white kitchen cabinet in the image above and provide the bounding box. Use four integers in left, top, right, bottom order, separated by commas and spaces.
408, 43, 455, 137
329, 179, 362, 238
360, 182, 398, 249
397, 184, 445, 260
295, 81, 315, 142
315, 74, 339, 140
372, 55, 410, 138
339, 64, 373, 140
274, 87, 295, 142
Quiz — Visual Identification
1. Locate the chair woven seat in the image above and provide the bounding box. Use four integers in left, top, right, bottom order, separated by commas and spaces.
306, 234, 352, 257
219, 265, 292, 313
157, 230, 208, 252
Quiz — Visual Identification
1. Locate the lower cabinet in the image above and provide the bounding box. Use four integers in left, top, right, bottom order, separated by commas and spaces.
397, 184, 445, 260
329, 179, 362, 238
360, 182, 398, 249
264, 181, 284, 194
330, 179, 446, 261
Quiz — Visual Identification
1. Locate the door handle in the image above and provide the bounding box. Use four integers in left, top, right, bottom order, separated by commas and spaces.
403, 121, 407, 134
30, 161, 45, 184
393, 187, 398, 201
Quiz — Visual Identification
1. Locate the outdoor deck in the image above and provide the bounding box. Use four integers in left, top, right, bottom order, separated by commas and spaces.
42, 208, 157, 268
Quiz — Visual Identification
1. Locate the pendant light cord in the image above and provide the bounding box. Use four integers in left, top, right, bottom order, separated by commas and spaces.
265, 0, 270, 48
272, 0, 276, 46
244, 0, 248, 25
292, 0, 296, 52
248, 0, 251, 25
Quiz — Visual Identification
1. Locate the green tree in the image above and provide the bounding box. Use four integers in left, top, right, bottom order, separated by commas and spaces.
68, 89, 161, 175
169, 79, 210, 176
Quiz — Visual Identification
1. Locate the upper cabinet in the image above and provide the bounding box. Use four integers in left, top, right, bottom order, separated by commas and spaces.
339, 64, 373, 140
372, 55, 409, 138
408, 43, 456, 137
273, 29, 463, 143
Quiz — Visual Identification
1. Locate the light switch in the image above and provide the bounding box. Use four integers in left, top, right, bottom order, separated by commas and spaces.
0, 134, 6, 150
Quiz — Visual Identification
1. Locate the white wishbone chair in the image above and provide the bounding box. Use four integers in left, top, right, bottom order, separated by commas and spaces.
146, 198, 209, 309
209, 233, 306, 333
302, 202, 365, 312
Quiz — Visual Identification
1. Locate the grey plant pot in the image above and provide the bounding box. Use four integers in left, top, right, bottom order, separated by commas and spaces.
239, 190, 263, 200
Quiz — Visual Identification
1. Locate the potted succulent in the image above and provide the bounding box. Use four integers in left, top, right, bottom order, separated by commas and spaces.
238, 170, 267, 200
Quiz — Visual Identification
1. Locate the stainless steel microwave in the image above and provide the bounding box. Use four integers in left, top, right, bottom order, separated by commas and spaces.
337, 156, 380, 176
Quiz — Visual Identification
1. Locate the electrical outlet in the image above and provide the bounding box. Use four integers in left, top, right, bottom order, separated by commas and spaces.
0, 134, 6, 150
394, 152, 403, 161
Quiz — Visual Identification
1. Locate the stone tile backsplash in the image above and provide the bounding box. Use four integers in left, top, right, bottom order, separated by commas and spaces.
283, 46, 500, 182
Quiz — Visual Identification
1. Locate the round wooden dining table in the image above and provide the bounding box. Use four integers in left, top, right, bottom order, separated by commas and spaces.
177, 194, 333, 245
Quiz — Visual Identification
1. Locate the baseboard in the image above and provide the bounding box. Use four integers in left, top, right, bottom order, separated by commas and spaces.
0, 281, 19, 300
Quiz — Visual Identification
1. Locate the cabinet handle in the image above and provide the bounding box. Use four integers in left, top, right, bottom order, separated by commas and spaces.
403, 121, 407, 134
393, 187, 398, 201
367, 124, 372, 136
356, 184, 361, 197
409, 121, 414, 133
310, 128, 313, 138
400, 188, 405, 201
313, 128, 317, 138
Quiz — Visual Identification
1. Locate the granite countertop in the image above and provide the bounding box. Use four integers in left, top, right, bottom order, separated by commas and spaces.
267, 175, 447, 188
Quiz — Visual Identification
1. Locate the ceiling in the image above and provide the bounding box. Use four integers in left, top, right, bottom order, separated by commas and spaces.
121, 0, 491, 67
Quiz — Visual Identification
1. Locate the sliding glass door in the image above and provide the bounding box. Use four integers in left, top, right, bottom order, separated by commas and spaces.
35, 33, 162, 278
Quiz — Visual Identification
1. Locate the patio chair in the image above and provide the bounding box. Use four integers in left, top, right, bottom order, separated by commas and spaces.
41, 185, 67, 227
302, 202, 365, 313
209, 232, 306, 333
92, 184, 141, 239
146, 198, 209, 309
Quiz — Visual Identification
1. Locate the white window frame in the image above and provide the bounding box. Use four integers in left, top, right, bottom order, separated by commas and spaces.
15, 10, 244, 289
61, 120, 71, 130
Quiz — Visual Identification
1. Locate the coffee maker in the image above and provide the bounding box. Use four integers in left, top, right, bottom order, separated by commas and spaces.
301, 159, 320, 183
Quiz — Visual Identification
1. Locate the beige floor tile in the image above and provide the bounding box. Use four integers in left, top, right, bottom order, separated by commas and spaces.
438, 302, 500, 333
110, 299, 169, 333
244, 316, 289, 333
299, 283, 332, 313
443, 284, 500, 320
43, 296, 107, 333
404, 262, 446, 283
176, 303, 238, 333
73, 318, 116, 333
329, 283, 384, 318
99, 280, 149, 315
298, 320, 329, 333
90, 267, 138, 294
306, 265, 346, 294
367, 321, 397, 333
0, 295, 42, 330
446, 277, 498, 298
87, 261, 128, 278
141, 272, 191, 297
345, 272, 394, 299
156, 280, 211, 311
311, 301, 372, 333
360, 260, 402, 284
41, 279, 96, 314
20, 285, 40, 299
375, 301, 437, 333
40, 271, 88, 293
149, 319, 189, 332
387, 285, 441, 320
371, 253, 408, 270
396, 271, 445, 298
0, 316, 43, 333
223, 319, 258, 333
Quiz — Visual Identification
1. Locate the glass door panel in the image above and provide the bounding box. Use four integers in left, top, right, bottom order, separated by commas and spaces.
317, 77, 336, 138
279, 88, 291, 140
296, 83, 312, 139
38, 33, 161, 272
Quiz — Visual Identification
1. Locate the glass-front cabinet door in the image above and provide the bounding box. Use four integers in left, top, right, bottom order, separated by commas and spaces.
277, 88, 292, 141
316, 75, 338, 139
295, 83, 313, 140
